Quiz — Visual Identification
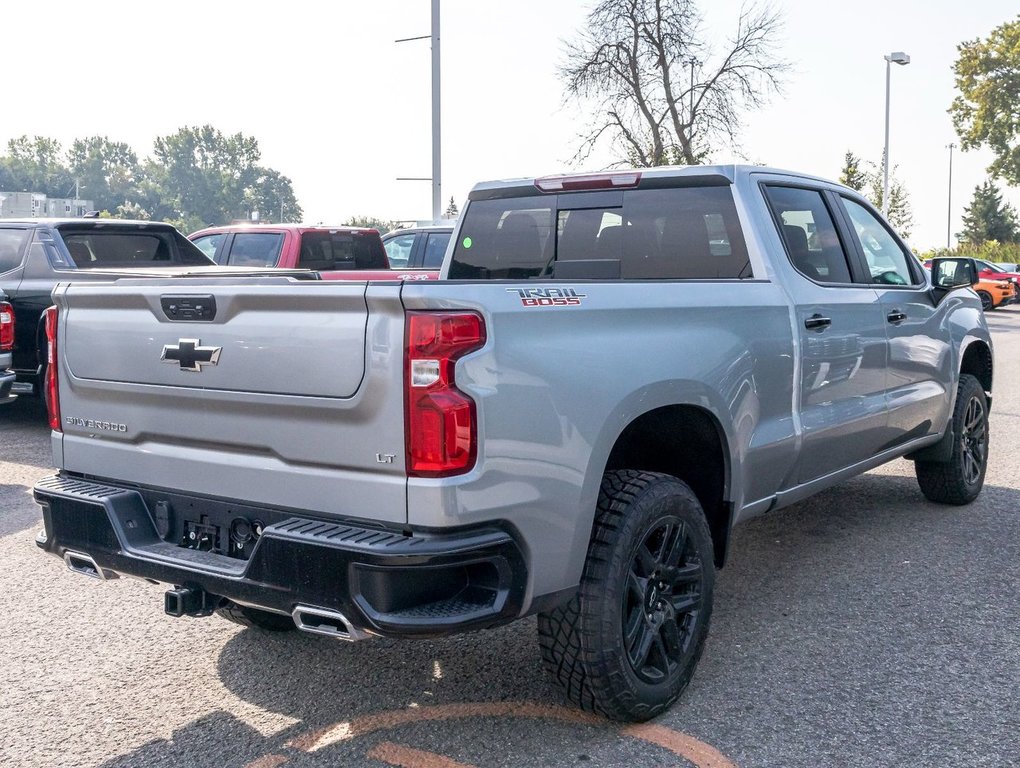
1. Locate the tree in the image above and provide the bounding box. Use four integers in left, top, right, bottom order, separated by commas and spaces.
865, 156, 913, 239
950, 17, 1020, 185
66, 136, 143, 213
149, 125, 302, 229
561, 0, 788, 167
839, 150, 867, 191
958, 181, 1019, 244
444, 196, 459, 218
0, 135, 73, 197
343, 216, 401, 234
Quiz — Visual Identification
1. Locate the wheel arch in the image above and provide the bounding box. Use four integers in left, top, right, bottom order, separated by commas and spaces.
584, 388, 738, 570
959, 339, 993, 395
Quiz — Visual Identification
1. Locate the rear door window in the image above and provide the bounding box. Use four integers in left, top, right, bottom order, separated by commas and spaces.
762, 186, 854, 284
422, 231, 452, 268
449, 186, 749, 280
227, 232, 283, 267
0, 228, 29, 273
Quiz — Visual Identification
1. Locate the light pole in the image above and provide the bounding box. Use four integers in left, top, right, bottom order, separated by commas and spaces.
883, 51, 910, 217
946, 142, 955, 249
395, 0, 442, 224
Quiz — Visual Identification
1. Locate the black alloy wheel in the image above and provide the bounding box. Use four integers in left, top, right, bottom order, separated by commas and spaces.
622, 517, 703, 685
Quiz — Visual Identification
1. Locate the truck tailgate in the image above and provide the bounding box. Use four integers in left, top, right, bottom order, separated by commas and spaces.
52, 278, 408, 524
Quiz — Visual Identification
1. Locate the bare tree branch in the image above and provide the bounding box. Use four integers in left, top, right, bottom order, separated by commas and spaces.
560, 0, 789, 167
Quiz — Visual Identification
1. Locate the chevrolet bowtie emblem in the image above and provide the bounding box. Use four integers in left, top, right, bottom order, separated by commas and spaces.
161, 339, 222, 372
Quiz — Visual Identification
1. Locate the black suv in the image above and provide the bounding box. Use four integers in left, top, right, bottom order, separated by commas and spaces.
0, 219, 213, 398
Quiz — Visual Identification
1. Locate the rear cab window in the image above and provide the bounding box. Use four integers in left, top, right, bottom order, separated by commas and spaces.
54, 226, 211, 268
422, 231, 452, 268
449, 185, 750, 280
298, 231, 387, 271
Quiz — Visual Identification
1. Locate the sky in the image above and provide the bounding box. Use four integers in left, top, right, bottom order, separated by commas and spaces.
2, 0, 1017, 250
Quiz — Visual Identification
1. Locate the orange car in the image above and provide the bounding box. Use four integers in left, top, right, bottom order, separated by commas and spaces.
973, 277, 1014, 311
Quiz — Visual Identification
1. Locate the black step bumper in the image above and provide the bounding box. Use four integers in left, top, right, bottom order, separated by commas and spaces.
33, 474, 527, 639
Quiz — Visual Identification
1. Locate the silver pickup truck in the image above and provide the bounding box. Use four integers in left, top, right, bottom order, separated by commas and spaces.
33, 166, 992, 722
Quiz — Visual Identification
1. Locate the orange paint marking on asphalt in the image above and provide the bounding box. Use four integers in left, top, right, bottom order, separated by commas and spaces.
367, 741, 477, 768
288, 701, 606, 751
622, 723, 738, 768
241, 754, 290, 768
286, 700, 737, 767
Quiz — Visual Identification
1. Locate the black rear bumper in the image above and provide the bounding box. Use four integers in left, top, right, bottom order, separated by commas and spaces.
33, 474, 527, 639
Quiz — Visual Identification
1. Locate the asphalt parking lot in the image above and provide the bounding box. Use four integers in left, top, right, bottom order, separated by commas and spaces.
2, 312, 1018, 768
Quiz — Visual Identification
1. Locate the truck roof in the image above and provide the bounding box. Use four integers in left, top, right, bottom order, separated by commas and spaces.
469, 164, 849, 199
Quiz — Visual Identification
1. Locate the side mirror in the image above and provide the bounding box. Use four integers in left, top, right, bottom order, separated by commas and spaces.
931, 257, 979, 290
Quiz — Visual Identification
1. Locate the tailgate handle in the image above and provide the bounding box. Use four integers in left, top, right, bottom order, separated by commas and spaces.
161, 295, 217, 322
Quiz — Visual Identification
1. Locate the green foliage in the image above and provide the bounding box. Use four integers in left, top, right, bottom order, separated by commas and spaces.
0, 127, 302, 232
958, 181, 1019, 244
343, 216, 401, 235
839, 151, 867, 191
950, 17, 1020, 185
66, 137, 141, 213
916, 240, 1020, 265
0, 135, 74, 197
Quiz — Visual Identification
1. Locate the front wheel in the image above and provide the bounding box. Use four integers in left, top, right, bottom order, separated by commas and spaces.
915, 374, 989, 505
538, 470, 715, 722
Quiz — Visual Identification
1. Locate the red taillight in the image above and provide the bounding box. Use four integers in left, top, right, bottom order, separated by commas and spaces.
44, 306, 60, 431
0, 301, 13, 351
405, 311, 486, 477
534, 171, 641, 193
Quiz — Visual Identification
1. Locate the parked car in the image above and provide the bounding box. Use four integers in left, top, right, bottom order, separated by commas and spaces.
35, 166, 992, 723
972, 276, 1014, 311
382, 225, 453, 272
188, 224, 429, 280
0, 290, 15, 405
0, 219, 215, 398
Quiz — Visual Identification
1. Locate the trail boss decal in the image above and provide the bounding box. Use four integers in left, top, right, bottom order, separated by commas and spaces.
507, 287, 586, 307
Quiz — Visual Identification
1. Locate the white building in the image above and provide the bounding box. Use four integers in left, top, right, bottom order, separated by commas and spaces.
0, 191, 93, 218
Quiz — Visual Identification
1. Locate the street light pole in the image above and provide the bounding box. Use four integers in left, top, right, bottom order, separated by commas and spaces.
431, 0, 441, 224
395, 1, 442, 224
946, 142, 955, 249
883, 51, 910, 218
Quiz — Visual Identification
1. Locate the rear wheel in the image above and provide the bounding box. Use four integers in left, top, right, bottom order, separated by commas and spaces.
977, 290, 994, 311
538, 470, 714, 722
915, 374, 989, 505
215, 602, 296, 632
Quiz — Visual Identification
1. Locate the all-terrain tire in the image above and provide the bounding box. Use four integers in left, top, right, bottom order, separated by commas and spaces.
915, 374, 989, 505
215, 602, 296, 631
537, 470, 715, 722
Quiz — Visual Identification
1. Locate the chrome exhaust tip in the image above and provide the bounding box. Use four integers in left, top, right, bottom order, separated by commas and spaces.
292, 605, 373, 642
63, 550, 117, 580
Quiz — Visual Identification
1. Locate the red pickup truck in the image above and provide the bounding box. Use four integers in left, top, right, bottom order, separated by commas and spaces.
189, 224, 438, 280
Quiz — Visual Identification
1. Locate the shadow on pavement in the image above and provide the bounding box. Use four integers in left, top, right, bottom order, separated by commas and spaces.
95, 472, 1020, 767
0, 483, 44, 537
